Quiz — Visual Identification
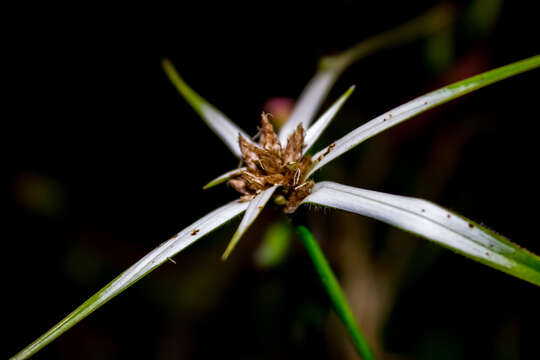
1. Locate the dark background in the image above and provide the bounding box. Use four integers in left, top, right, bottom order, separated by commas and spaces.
5, 1, 540, 359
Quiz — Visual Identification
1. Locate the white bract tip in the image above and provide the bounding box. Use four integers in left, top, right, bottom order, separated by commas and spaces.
303, 85, 355, 154
278, 69, 340, 145
222, 185, 278, 260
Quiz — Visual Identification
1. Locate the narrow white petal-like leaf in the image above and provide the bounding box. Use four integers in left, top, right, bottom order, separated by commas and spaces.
278, 4, 454, 146
278, 68, 342, 145
222, 185, 278, 260
307, 56, 540, 177
11, 200, 248, 360
162, 59, 254, 158
303, 85, 355, 154
203, 167, 246, 189
303, 181, 540, 286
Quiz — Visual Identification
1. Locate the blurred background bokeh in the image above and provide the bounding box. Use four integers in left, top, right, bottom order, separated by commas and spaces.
5, 1, 540, 359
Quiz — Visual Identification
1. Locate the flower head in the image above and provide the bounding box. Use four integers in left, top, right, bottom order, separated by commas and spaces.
228, 113, 314, 213
160, 56, 540, 273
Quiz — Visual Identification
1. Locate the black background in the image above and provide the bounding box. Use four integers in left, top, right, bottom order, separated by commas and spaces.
5, 1, 540, 359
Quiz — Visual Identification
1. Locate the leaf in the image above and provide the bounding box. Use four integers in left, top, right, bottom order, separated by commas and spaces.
203, 167, 246, 189
11, 200, 249, 360
277, 3, 454, 145
303, 85, 355, 154
307, 55, 540, 177
222, 185, 278, 260
302, 181, 540, 286
162, 59, 255, 158
297, 225, 375, 360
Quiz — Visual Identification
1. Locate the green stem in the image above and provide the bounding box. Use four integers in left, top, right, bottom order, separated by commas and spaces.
297, 225, 375, 360
319, 3, 454, 72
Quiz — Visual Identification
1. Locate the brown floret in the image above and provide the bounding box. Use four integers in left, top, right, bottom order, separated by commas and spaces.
259, 112, 282, 156
283, 124, 304, 164
283, 180, 315, 213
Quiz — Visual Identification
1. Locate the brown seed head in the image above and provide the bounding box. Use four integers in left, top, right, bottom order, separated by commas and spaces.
227, 113, 314, 213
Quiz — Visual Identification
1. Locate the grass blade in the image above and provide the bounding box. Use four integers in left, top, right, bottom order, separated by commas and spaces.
307, 55, 540, 177
278, 3, 454, 144
297, 225, 375, 360
162, 59, 255, 158
11, 200, 249, 360
303, 181, 540, 286
222, 185, 278, 260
